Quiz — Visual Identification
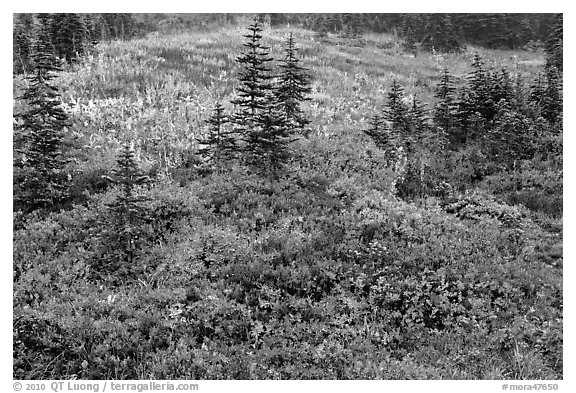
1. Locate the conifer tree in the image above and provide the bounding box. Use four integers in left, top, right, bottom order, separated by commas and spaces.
275, 32, 312, 133
35, 14, 56, 56
401, 14, 425, 54
487, 100, 536, 167
104, 144, 150, 271
528, 72, 546, 109
465, 53, 491, 118
490, 68, 514, 105
433, 67, 458, 135
545, 13, 563, 72
52, 13, 89, 63
231, 18, 274, 136
367, 80, 412, 164
421, 14, 462, 53
197, 102, 236, 169
457, 53, 499, 142
364, 113, 397, 165
13, 14, 34, 74
529, 66, 562, 125
407, 95, 428, 150
363, 113, 386, 147
250, 94, 295, 175
231, 19, 295, 175
382, 79, 410, 141
325, 14, 342, 34
512, 70, 527, 111
542, 65, 562, 124
14, 18, 69, 212
341, 13, 363, 38
312, 15, 328, 38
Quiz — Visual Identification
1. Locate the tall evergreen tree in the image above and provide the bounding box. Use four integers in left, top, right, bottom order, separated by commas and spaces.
231, 18, 295, 175
275, 32, 312, 133
14, 18, 69, 212
231, 18, 274, 135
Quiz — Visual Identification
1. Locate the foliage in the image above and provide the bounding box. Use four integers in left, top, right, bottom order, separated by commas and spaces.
13, 18, 562, 380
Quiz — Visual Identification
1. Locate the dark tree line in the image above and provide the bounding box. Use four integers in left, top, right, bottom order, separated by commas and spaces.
267, 13, 559, 53
13, 13, 140, 74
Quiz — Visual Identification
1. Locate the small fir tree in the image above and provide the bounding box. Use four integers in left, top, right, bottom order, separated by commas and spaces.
275, 32, 312, 133
364, 113, 397, 165
433, 67, 459, 141
457, 53, 499, 142
465, 53, 492, 118
382, 79, 410, 142
364, 113, 386, 148
512, 70, 527, 111
103, 144, 150, 273
407, 95, 428, 151
528, 72, 546, 109
197, 102, 236, 169
490, 68, 515, 105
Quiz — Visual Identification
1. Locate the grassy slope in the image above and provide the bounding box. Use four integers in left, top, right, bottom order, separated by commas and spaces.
13, 26, 561, 380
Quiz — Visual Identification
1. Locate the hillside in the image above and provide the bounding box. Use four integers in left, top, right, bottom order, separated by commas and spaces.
13, 19, 562, 380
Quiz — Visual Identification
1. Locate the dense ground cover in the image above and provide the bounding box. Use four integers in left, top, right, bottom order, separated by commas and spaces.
13, 21, 562, 379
